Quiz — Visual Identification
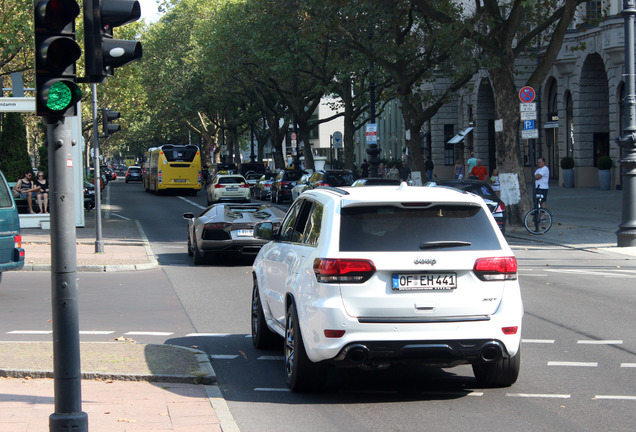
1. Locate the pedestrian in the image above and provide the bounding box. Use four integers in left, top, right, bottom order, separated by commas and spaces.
377, 163, 386, 178
34, 171, 50, 213
490, 167, 500, 196
470, 159, 488, 181
13, 171, 40, 214
534, 157, 550, 208
398, 161, 411, 182
359, 159, 370, 178
424, 156, 434, 181
454, 160, 464, 179
388, 163, 400, 180
467, 153, 477, 176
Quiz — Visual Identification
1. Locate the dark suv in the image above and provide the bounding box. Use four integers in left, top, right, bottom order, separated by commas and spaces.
270, 170, 305, 203
307, 170, 355, 190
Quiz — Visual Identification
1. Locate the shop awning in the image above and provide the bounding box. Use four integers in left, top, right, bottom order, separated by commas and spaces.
447, 127, 474, 144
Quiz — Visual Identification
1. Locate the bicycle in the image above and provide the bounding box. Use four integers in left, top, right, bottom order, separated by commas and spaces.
524, 191, 553, 235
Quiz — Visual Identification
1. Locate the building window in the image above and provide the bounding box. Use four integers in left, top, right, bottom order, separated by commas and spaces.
444, 124, 454, 165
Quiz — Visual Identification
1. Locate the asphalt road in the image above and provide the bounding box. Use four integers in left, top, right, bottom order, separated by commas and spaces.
3, 180, 636, 432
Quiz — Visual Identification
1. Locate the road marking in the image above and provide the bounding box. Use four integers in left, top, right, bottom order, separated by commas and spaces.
178, 196, 206, 210
254, 388, 291, 392
111, 212, 131, 221
507, 393, 571, 399
578, 340, 623, 345
257, 356, 285, 361
422, 391, 483, 397
545, 269, 636, 278
621, 363, 636, 368
186, 333, 232, 337
6, 330, 51, 334
594, 395, 636, 401
124, 331, 174, 336
210, 355, 239, 360
548, 361, 598, 367
523, 339, 555, 344
80, 331, 114, 335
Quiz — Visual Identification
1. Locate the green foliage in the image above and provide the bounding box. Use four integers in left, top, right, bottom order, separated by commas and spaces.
560, 156, 574, 169
597, 156, 612, 170
0, 113, 32, 181
37, 145, 48, 178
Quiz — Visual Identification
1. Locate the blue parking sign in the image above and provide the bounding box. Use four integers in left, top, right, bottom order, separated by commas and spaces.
524, 120, 535, 130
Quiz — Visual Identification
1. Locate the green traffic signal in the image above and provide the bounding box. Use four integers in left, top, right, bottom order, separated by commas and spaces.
45, 81, 82, 112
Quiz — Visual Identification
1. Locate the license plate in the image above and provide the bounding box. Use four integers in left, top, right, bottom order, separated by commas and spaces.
237, 229, 253, 237
174, 179, 186, 182
392, 273, 457, 291
226, 186, 238, 191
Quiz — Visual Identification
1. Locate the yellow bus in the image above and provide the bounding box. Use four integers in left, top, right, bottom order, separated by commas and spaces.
124, 155, 136, 167
142, 144, 202, 195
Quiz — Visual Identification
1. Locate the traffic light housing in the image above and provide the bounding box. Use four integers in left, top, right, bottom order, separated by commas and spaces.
33, 0, 83, 117
84, 0, 143, 83
101, 108, 121, 137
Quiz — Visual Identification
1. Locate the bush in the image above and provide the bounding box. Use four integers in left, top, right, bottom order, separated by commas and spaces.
597, 156, 613, 170
560, 156, 574, 169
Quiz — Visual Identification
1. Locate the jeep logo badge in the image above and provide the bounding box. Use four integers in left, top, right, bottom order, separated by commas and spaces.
414, 257, 436, 265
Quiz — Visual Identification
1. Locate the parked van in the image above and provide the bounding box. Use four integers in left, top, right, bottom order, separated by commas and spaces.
0, 169, 25, 283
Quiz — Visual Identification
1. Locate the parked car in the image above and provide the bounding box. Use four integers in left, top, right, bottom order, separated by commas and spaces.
270, 169, 305, 203
125, 166, 142, 183
206, 174, 251, 205
350, 177, 402, 187
0, 169, 25, 283
290, 173, 311, 201
427, 179, 506, 234
251, 184, 522, 392
306, 169, 355, 190
183, 203, 285, 265
253, 173, 276, 200
84, 181, 96, 210
101, 165, 116, 181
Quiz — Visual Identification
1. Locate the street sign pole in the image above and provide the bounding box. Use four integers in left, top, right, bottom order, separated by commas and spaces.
47, 117, 88, 432
92, 83, 104, 253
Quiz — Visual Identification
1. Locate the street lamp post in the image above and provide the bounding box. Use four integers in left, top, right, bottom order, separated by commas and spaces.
617, 0, 636, 247
367, 28, 380, 177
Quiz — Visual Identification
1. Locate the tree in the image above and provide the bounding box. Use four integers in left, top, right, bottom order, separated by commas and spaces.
0, 113, 32, 181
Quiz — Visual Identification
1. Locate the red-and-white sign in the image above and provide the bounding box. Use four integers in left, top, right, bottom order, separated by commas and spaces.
519, 86, 536, 103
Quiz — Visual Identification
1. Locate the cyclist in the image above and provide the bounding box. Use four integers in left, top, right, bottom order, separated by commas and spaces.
534, 157, 550, 209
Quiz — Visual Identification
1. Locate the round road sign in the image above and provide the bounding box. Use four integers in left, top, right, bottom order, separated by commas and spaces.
519, 86, 535, 103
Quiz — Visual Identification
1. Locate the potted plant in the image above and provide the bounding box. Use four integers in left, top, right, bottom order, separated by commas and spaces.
560, 157, 575, 188
597, 155, 612, 190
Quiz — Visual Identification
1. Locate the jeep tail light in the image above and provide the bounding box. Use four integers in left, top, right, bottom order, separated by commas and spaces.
313, 258, 375, 283
473, 257, 517, 281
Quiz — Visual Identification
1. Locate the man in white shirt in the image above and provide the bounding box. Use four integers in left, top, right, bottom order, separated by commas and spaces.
534, 157, 549, 208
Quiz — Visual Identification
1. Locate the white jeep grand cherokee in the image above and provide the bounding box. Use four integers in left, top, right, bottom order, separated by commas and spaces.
251, 183, 523, 392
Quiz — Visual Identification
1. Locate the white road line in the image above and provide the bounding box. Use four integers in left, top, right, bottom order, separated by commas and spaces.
545, 269, 636, 278
621, 363, 636, 368
178, 196, 206, 210
523, 339, 555, 344
257, 356, 285, 361
422, 391, 483, 397
7, 330, 51, 334
595, 395, 636, 401
254, 388, 291, 392
209, 355, 239, 360
124, 331, 174, 336
111, 213, 131, 221
80, 331, 114, 335
548, 361, 598, 367
186, 333, 232, 337
577, 340, 623, 345
507, 393, 571, 399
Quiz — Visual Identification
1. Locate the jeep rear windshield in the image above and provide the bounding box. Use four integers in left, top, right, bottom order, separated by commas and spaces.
339, 204, 501, 252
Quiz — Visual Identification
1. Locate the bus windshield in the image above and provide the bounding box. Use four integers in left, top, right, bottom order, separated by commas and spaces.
162, 145, 198, 162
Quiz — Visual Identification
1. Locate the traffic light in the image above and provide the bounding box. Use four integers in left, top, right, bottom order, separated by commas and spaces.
84, 0, 143, 83
101, 108, 121, 137
33, 0, 83, 117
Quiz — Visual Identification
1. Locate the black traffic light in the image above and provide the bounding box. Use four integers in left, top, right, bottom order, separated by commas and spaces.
33, 0, 83, 117
101, 108, 121, 137
84, 0, 143, 83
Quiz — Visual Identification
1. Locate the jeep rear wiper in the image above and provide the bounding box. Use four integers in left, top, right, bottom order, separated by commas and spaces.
419, 241, 472, 249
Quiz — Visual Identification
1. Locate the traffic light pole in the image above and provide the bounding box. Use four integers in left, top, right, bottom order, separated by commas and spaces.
92, 83, 104, 253
47, 117, 88, 432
